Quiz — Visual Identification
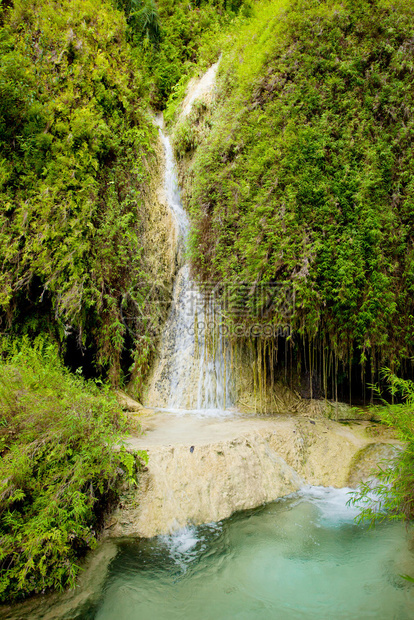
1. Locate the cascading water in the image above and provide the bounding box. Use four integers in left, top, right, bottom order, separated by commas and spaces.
11, 487, 411, 620
89, 487, 414, 620
145, 118, 234, 414
4, 112, 412, 620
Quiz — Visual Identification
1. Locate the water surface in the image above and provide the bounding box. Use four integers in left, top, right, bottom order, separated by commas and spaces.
86, 487, 414, 620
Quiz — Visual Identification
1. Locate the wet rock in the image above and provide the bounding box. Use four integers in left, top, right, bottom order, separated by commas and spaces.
347, 442, 402, 487
106, 412, 401, 538
115, 390, 144, 412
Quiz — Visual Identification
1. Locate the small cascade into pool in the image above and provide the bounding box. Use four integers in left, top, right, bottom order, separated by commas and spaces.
4, 487, 413, 619
88, 489, 414, 620
145, 118, 234, 414
16, 486, 409, 620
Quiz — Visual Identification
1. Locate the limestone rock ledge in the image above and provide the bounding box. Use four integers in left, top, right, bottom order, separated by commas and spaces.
105, 413, 399, 539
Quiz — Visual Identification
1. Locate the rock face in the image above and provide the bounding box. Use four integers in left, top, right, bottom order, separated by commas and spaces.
115, 390, 144, 412
105, 412, 399, 538
127, 123, 178, 402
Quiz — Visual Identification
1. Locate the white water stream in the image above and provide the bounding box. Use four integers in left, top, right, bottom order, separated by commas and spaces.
146, 119, 234, 414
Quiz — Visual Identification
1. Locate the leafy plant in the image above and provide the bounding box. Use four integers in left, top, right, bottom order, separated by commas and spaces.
0, 337, 146, 602
350, 369, 414, 525
130, 0, 161, 45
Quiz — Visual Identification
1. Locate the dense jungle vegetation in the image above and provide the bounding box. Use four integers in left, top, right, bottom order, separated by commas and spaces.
0, 0, 248, 386
178, 0, 414, 402
117, 0, 250, 109
0, 338, 146, 602
0, 0, 249, 602
0, 0, 174, 388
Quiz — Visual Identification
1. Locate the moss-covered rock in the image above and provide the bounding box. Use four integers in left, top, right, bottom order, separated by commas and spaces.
0, 0, 175, 386
177, 0, 414, 394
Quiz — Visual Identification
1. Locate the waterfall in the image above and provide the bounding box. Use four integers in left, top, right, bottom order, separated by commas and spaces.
144, 118, 234, 414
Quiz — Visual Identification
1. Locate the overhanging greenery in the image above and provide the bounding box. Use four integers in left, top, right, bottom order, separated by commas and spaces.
180, 0, 414, 392
0, 0, 168, 385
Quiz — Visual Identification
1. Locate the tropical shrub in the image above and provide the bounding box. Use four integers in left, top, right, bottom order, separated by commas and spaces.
0, 338, 146, 602
351, 370, 414, 526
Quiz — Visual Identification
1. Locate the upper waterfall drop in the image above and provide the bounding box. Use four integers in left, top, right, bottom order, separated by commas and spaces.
144, 117, 234, 415
155, 116, 190, 243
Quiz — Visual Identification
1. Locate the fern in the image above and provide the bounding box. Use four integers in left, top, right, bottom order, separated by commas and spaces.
0, 338, 147, 602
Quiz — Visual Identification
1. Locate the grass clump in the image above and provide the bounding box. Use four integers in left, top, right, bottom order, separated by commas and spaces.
0, 338, 146, 602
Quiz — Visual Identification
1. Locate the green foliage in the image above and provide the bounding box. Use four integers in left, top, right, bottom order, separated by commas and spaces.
181, 0, 414, 374
116, 0, 161, 45
0, 0, 167, 385
0, 337, 145, 602
173, 101, 211, 155
0, 0, 253, 385
128, 0, 250, 108
350, 369, 414, 526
